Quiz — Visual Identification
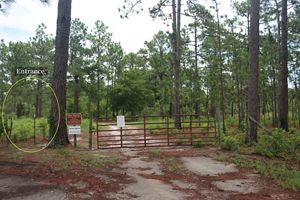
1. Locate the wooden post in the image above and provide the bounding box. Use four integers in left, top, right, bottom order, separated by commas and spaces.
208, 113, 210, 136
33, 114, 36, 145
190, 114, 192, 145
214, 112, 217, 143
96, 117, 99, 149
89, 113, 93, 150
74, 134, 77, 147
167, 115, 170, 146
120, 127, 123, 148
144, 116, 146, 147
217, 109, 221, 144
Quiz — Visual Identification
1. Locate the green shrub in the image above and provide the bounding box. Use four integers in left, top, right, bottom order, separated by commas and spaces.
37, 118, 48, 138
220, 136, 238, 151
255, 129, 295, 158
0, 116, 10, 139
290, 133, 300, 150
231, 155, 300, 190
226, 117, 237, 127
11, 118, 34, 141
289, 128, 297, 134
15, 122, 33, 141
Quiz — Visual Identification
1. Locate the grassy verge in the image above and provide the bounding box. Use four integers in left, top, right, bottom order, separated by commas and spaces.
146, 148, 184, 173
216, 125, 300, 191
1, 146, 119, 173
229, 154, 300, 191
162, 157, 184, 173
215, 152, 300, 191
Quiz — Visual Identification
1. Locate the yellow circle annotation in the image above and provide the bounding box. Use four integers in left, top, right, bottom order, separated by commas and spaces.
1, 77, 60, 153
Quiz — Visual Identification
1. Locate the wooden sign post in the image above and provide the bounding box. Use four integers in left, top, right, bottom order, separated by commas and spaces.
66, 113, 82, 147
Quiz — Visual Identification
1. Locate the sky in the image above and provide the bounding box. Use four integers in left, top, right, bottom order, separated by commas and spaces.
0, 0, 233, 53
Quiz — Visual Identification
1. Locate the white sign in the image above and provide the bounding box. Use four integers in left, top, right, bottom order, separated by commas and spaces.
117, 116, 125, 128
68, 125, 81, 135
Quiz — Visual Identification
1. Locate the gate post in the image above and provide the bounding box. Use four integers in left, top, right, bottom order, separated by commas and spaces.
144, 116, 146, 147
120, 127, 123, 147
167, 116, 170, 146
89, 113, 93, 150
208, 113, 210, 136
190, 114, 192, 145
217, 108, 221, 144
96, 117, 99, 149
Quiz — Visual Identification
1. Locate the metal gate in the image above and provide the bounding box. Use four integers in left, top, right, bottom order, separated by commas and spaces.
96, 114, 217, 149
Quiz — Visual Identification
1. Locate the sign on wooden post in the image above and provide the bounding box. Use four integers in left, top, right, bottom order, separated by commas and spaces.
117, 116, 125, 128
67, 125, 81, 135
66, 113, 82, 126
66, 113, 82, 147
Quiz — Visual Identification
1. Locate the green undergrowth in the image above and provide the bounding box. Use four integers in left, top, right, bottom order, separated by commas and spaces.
220, 135, 239, 151
220, 127, 300, 160
9, 117, 49, 142
216, 126, 300, 190
148, 148, 161, 158
255, 129, 300, 158
147, 148, 184, 173
2, 117, 100, 142
230, 154, 300, 191
162, 157, 184, 173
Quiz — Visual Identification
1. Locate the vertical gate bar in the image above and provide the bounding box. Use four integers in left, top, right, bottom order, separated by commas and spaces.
199, 113, 201, 127
217, 109, 221, 145
120, 127, 123, 147
33, 114, 36, 145
208, 113, 210, 136
167, 115, 170, 146
96, 117, 99, 149
190, 114, 192, 145
214, 112, 217, 143
144, 116, 146, 147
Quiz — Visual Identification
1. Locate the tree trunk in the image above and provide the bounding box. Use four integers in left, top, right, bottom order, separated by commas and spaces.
194, 19, 200, 118
274, 0, 280, 127
73, 74, 79, 113
97, 73, 100, 120
171, 0, 181, 128
247, 0, 260, 144
272, 65, 278, 126
214, 0, 226, 134
278, 0, 288, 131
49, 0, 72, 146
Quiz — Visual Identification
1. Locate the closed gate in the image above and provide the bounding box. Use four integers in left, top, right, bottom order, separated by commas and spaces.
96, 114, 216, 149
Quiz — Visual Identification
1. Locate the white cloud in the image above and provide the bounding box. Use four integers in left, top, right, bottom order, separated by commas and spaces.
0, 0, 233, 53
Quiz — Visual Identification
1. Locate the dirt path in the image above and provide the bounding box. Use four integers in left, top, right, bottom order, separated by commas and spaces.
105, 147, 259, 200
106, 146, 299, 200
110, 149, 188, 200
1, 126, 299, 199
